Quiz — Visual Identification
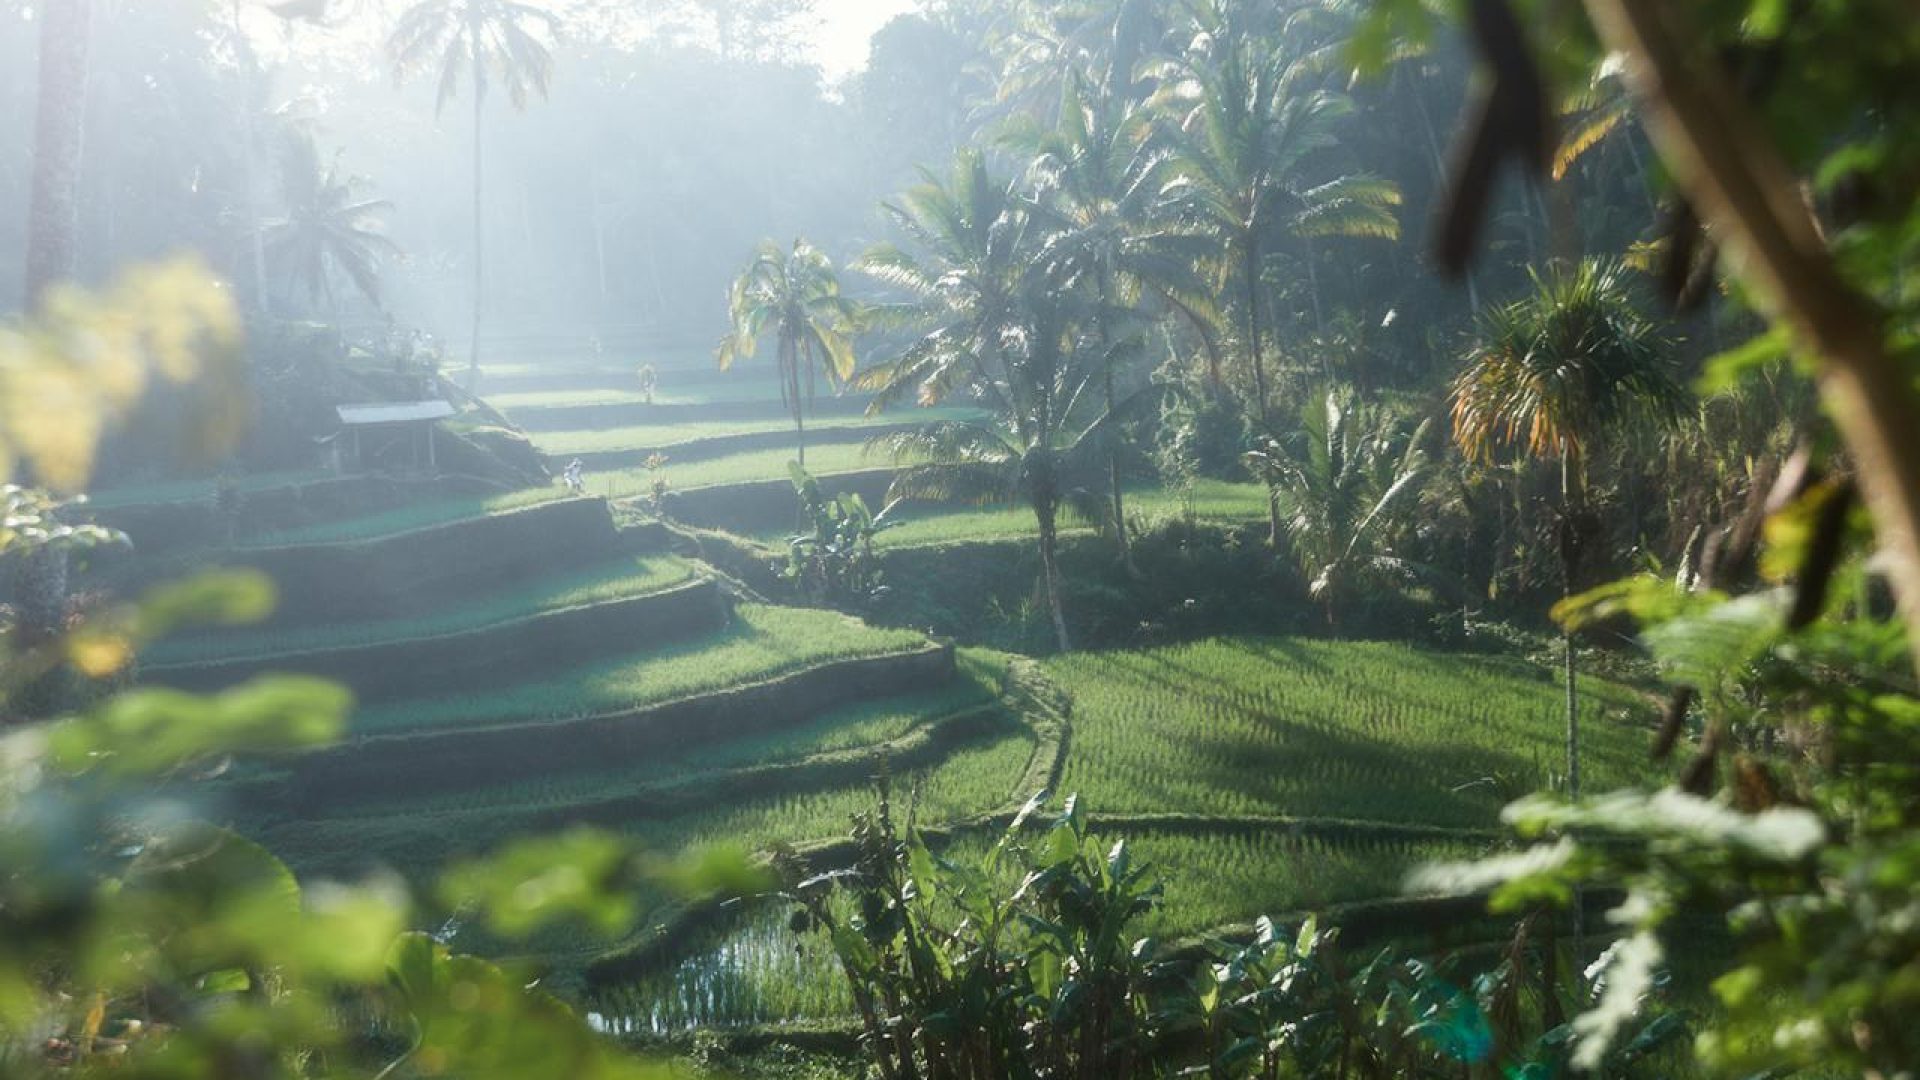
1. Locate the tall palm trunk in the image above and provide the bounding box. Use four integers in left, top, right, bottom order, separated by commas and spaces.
1035, 493, 1072, 653
466, 5, 485, 393
1243, 237, 1284, 548
26, 0, 91, 308
785, 334, 806, 469
1096, 275, 1135, 572
1304, 234, 1325, 338
18, 0, 93, 718
1559, 454, 1581, 799
1027, 448, 1072, 652
232, 0, 268, 313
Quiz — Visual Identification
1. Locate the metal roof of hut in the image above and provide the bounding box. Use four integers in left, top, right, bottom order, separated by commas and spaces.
335, 401, 456, 425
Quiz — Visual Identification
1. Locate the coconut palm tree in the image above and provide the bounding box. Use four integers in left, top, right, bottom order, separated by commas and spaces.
871, 279, 1106, 655
1450, 258, 1685, 799
1152, 2, 1400, 430
714, 239, 862, 469
857, 150, 1025, 416
1151, 2, 1398, 549
388, 0, 558, 392
858, 152, 1100, 652
260, 133, 400, 318
1021, 73, 1218, 570
1248, 389, 1434, 628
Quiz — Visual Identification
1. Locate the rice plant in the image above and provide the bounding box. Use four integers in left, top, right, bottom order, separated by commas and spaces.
242, 487, 569, 546
146, 554, 699, 665
1049, 637, 1663, 828
353, 603, 932, 736
535, 406, 983, 457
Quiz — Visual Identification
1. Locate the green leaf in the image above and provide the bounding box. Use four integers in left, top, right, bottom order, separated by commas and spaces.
441, 828, 639, 940
48, 675, 350, 778
138, 569, 277, 637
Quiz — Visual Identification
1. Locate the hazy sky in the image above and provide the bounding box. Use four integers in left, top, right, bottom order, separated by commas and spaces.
811, 0, 917, 78
247, 0, 920, 82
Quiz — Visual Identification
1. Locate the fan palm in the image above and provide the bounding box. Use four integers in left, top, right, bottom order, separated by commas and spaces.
388, 0, 558, 391
715, 239, 862, 469
1451, 258, 1685, 799
1249, 389, 1433, 627
259, 134, 399, 317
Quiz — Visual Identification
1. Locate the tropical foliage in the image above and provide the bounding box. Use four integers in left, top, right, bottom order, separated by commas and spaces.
388, 0, 560, 389
715, 240, 863, 468
1248, 389, 1433, 625
260, 133, 400, 315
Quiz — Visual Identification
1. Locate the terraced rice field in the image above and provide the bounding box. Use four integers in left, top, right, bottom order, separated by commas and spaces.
535, 406, 978, 456
1049, 637, 1661, 828
866, 480, 1273, 549
89, 468, 334, 510
147, 553, 699, 664
107, 342, 1662, 1039
584, 443, 894, 497
352, 603, 931, 736
242, 486, 567, 545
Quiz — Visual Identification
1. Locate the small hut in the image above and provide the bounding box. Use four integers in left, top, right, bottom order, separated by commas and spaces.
332, 400, 455, 474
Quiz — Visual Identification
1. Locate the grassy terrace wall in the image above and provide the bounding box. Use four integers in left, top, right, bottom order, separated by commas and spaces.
510, 396, 867, 433
667, 469, 895, 535
145, 578, 726, 704
275, 643, 957, 810
230, 497, 628, 625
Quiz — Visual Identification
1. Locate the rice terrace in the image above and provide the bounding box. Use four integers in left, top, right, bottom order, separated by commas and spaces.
6, 1, 1914, 1077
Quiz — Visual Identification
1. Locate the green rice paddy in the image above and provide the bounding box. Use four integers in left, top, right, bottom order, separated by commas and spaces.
585, 442, 901, 496
1047, 637, 1662, 829
352, 603, 931, 736
88, 468, 334, 510
866, 480, 1272, 549
329, 651, 1013, 822
146, 553, 699, 665
241, 487, 570, 546
123, 344, 1670, 1041
534, 406, 980, 456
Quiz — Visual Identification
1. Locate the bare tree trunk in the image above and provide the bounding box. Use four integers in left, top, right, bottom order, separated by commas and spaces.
1585, 0, 1920, 675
